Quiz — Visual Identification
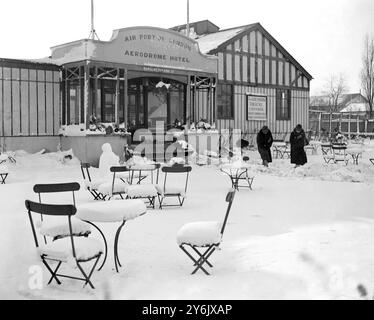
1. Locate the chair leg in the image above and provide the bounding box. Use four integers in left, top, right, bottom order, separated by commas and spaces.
47, 261, 62, 285
42, 258, 62, 285
158, 195, 164, 210
179, 245, 210, 275
192, 246, 216, 275
191, 246, 213, 267
82, 255, 101, 288
76, 261, 95, 289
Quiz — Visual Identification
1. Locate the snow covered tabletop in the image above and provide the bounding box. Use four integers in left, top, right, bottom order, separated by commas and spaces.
76, 199, 147, 222
272, 141, 287, 147
129, 164, 158, 171
220, 162, 252, 170
177, 221, 222, 246
346, 145, 364, 154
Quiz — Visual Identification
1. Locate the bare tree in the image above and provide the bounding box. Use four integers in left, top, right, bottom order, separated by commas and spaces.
361, 34, 374, 117
323, 74, 348, 112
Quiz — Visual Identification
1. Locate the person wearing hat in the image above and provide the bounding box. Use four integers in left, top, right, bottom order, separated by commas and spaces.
290, 124, 308, 167
256, 126, 273, 167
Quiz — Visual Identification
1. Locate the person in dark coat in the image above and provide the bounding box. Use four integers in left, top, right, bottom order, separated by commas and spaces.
256, 126, 273, 166
290, 124, 308, 166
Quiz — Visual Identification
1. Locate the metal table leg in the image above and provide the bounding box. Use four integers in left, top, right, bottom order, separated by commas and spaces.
84, 221, 108, 271
114, 220, 126, 273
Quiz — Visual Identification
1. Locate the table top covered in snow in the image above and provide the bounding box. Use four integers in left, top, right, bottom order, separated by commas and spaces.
76, 199, 147, 223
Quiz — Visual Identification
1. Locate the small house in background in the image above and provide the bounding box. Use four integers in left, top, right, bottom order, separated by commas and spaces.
309, 93, 371, 136
310, 93, 369, 113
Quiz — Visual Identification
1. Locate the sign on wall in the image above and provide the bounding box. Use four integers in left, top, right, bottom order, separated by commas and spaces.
51, 27, 218, 75
246, 95, 267, 121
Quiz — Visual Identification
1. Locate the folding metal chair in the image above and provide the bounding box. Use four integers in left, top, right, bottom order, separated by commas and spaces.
33, 182, 91, 242
25, 200, 103, 289
126, 163, 161, 209
321, 143, 334, 164
332, 144, 348, 165
80, 163, 107, 200
177, 189, 236, 275
97, 166, 129, 201
157, 165, 192, 209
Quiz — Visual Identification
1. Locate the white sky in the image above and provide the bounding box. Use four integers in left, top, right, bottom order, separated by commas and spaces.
0, 0, 373, 95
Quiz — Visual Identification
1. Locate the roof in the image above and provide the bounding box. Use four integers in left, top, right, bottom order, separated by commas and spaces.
171, 19, 220, 32
196, 25, 251, 54
195, 23, 312, 80
310, 93, 369, 112
0, 57, 60, 70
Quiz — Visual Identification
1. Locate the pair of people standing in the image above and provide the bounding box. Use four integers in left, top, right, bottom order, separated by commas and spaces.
256, 124, 308, 167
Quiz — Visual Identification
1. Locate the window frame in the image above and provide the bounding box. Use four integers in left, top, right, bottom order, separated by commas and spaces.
217, 83, 234, 120
276, 89, 291, 121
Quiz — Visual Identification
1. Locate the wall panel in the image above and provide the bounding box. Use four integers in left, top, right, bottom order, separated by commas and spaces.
3, 80, 11, 136
20, 81, 29, 135
12, 79, 21, 135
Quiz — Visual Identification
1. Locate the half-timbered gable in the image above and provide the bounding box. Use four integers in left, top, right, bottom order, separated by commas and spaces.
195, 22, 312, 135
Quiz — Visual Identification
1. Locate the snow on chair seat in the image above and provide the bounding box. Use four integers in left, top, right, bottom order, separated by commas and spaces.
125, 184, 159, 209
77, 199, 146, 223
126, 184, 158, 197
97, 180, 128, 199
38, 237, 104, 263
39, 217, 91, 240
156, 185, 186, 198
177, 221, 222, 247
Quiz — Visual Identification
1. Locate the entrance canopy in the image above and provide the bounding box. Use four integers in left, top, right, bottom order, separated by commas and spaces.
53, 27, 218, 134
50, 27, 217, 75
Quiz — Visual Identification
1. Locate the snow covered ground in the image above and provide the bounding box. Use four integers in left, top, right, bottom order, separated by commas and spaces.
1, 141, 374, 300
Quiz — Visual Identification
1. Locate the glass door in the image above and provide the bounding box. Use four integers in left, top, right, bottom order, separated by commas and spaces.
101, 80, 116, 123
147, 88, 168, 129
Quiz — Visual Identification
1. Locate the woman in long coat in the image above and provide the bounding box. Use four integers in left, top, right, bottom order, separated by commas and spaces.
290, 124, 307, 166
256, 126, 273, 166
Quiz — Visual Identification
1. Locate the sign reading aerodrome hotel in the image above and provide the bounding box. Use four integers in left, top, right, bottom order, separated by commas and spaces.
50, 27, 217, 75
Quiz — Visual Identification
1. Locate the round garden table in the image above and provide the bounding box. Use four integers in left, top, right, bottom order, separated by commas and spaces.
76, 199, 147, 272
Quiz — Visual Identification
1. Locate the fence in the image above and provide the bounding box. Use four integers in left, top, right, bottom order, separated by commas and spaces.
309, 110, 374, 139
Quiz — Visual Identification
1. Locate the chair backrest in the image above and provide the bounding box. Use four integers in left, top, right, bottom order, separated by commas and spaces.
220, 189, 236, 236
161, 165, 192, 173
25, 200, 77, 251
161, 165, 192, 193
33, 182, 80, 206
33, 182, 80, 194
110, 166, 130, 173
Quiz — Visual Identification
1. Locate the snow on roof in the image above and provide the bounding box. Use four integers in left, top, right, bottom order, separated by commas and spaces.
340, 103, 369, 113
196, 26, 248, 54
